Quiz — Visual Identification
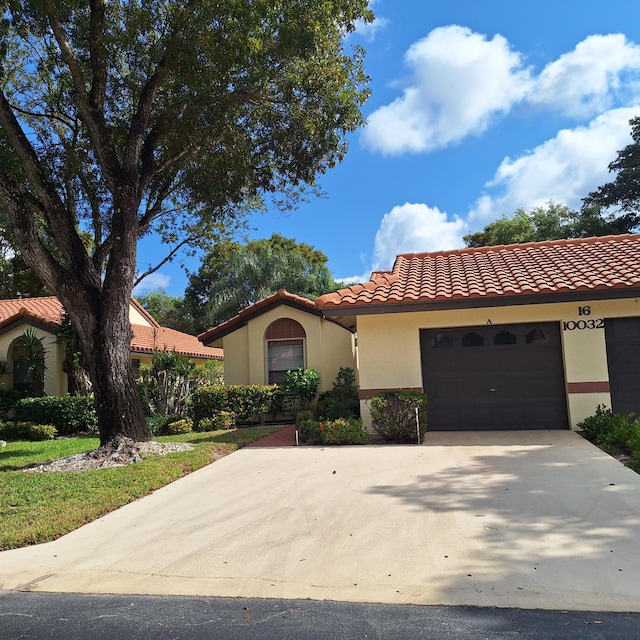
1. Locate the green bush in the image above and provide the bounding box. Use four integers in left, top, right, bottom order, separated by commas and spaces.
296, 411, 367, 445
283, 369, 320, 412
14, 395, 97, 435
317, 417, 368, 445
138, 350, 195, 417
197, 411, 236, 431
297, 410, 321, 444
0, 421, 57, 441
165, 418, 193, 435
191, 384, 281, 426
146, 413, 181, 436
578, 405, 640, 454
369, 390, 427, 443
578, 405, 615, 444
0, 388, 24, 414
315, 367, 360, 420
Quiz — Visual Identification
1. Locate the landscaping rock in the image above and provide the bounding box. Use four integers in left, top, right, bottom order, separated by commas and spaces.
23, 435, 194, 473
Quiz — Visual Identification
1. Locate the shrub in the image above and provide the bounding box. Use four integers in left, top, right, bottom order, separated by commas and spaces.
197, 411, 236, 431
0, 388, 24, 414
578, 405, 615, 444
369, 390, 427, 443
165, 418, 193, 435
315, 367, 360, 420
0, 421, 57, 441
578, 406, 639, 452
317, 417, 368, 445
14, 395, 97, 435
192, 359, 224, 386
283, 368, 320, 412
138, 350, 195, 417
296, 410, 321, 444
191, 384, 281, 426
146, 413, 181, 436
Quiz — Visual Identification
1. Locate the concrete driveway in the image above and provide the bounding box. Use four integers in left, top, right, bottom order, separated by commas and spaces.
1, 430, 640, 612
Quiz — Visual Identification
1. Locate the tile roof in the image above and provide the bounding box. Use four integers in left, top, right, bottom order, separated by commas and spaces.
199, 289, 322, 344
0, 296, 65, 326
317, 234, 640, 310
132, 325, 223, 360
0, 296, 222, 360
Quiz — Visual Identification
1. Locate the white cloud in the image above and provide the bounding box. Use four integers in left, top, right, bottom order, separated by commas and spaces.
362, 25, 532, 154
353, 16, 389, 42
133, 271, 171, 295
531, 34, 640, 117
372, 202, 467, 270
363, 28, 640, 155
469, 107, 638, 221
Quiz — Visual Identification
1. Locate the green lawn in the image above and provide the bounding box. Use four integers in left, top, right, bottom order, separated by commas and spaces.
0, 426, 283, 551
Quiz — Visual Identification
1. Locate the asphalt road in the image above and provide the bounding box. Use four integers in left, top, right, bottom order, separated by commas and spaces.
1, 592, 639, 640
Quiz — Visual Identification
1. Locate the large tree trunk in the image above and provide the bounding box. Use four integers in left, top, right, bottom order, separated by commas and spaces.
59, 284, 151, 446
85, 329, 150, 445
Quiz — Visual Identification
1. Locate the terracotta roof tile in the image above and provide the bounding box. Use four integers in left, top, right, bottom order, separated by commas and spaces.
131, 325, 223, 360
317, 234, 640, 309
0, 296, 220, 360
199, 289, 322, 344
0, 296, 65, 325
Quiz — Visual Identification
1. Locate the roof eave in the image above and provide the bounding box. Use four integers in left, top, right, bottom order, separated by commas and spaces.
318, 287, 640, 317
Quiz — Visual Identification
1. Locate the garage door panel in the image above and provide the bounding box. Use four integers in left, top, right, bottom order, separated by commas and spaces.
422, 322, 568, 431
605, 317, 640, 415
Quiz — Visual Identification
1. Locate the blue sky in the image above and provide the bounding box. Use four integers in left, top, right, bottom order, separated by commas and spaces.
135, 0, 640, 295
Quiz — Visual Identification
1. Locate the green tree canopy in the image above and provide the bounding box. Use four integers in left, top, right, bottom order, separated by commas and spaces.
0, 1, 372, 445
464, 201, 639, 248
135, 288, 194, 333
185, 233, 340, 332
584, 116, 640, 220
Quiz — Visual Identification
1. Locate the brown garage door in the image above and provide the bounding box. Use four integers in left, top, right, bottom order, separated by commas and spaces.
420, 322, 568, 430
605, 317, 640, 415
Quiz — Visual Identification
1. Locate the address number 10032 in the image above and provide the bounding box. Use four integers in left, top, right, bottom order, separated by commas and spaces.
563, 319, 604, 331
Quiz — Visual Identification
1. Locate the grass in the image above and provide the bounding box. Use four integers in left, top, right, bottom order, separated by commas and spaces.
0, 425, 284, 551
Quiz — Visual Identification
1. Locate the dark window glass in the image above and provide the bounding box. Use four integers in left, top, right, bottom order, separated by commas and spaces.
462, 331, 484, 347
493, 330, 516, 345
430, 333, 453, 348
526, 328, 551, 344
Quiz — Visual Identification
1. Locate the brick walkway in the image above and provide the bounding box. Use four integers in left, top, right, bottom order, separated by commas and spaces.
245, 424, 297, 447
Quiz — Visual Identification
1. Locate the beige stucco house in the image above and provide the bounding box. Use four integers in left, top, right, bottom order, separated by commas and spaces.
201, 234, 640, 431
0, 296, 223, 396
199, 289, 355, 394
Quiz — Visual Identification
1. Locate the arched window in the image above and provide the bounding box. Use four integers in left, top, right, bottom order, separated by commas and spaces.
265, 319, 306, 384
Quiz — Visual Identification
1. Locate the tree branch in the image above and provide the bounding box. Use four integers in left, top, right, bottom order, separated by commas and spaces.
43, 1, 121, 189
89, 0, 107, 109
134, 236, 194, 287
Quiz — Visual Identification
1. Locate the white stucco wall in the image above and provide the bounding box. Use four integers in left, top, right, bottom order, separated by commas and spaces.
354, 297, 640, 430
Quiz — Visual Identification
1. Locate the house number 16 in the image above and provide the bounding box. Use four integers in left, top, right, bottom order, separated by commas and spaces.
563, 305, 603, 331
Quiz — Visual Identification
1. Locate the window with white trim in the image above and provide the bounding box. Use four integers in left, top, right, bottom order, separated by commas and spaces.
265, 319, 306, 384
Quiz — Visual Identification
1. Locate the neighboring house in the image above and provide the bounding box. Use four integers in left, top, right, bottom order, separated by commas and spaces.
0, 296, 223, 396
201, 234, 640, 431
199, 289, 356, 394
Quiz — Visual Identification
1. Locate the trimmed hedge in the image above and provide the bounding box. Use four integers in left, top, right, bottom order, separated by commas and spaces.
165, 418, 193, 435
197, 411, 236, 431
0, 421, 57, 441
191, 384, 283, 426
13, 396, 98, 435
297, 412, 368, 445
369, 390, 427, 443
